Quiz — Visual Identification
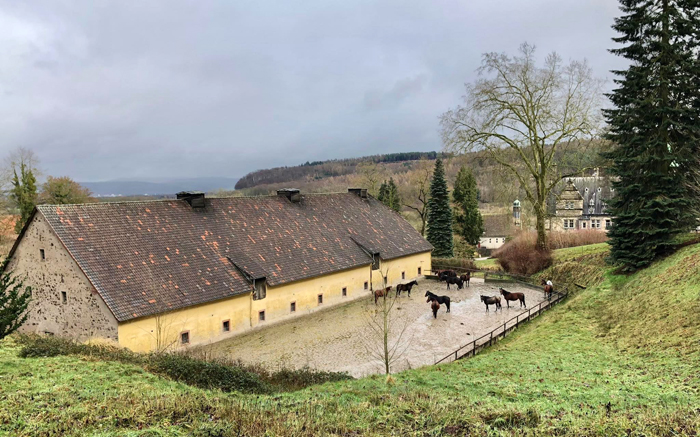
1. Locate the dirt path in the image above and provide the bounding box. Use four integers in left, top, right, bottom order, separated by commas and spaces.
205, 278, 545, 377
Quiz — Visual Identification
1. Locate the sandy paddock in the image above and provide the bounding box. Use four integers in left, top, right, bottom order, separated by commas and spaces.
204, 278, 547, 377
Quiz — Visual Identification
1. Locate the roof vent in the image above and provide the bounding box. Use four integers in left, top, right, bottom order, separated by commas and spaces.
277, 188, 301, 203
348, 188, 368, 199
176, 191, 206, 208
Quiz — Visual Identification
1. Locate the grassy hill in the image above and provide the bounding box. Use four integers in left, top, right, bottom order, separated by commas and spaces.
1, 243, 698, 436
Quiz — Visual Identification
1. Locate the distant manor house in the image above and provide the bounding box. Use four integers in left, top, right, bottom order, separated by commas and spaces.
6, 189, 432, 352
548, 172, 614, 232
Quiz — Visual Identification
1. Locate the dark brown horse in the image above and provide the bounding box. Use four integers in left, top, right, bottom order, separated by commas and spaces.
396, 280, 418, 297
430, 299, 440, 318
541, 279, 554, 301
480, 295, 501, 312
437, 270, 457, 281
374, 286, 392, 304
499, 288, 526, 308
460, 272, 471, 288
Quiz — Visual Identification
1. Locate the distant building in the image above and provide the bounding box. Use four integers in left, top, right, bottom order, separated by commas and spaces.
479, 212, 516, 251
6, 189, 432, 352
547, 172, 614, 232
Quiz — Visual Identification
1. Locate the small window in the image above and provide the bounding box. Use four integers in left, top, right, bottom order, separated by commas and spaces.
489, 239, 492, 243
318, 294, 323, 305
418, 267, 422, 275
222, 320, 230, 332
290, 301, 296, 312
258, 310, 265, 321
582, 222, 586, 229
61, 291, 67, 304
180, 331, 190, 344
364, 281, 368, 290
401, 272, 405, 280
40, 249, 45, 260
342, 287, 347, 297
605, 219, 611, 229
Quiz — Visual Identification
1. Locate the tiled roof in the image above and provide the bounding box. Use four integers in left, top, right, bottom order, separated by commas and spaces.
482, 214, 514, 237
36, 193, 432, 322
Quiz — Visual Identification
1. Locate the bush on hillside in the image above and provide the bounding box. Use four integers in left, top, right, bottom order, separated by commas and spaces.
15, 334, 351, 394
493, 237, 552, 276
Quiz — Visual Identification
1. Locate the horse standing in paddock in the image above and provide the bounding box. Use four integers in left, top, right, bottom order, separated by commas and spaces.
480, 295, 501, 312
460, 272, 471, 287
374, 286, 392, 304
438, 270, 457, 281
396, 280, 418, 297
425, 291, 451, 312
445, 276, 463, 290
499, 288, 526, 308
541, 279, 554, 301
430, 298, 441, 318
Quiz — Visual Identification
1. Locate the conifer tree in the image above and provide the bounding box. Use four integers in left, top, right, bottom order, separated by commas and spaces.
0, 263, 32, 340
426, 158, 453, 257
386, 178, 402, 212
11, 163, 37, 234
604, 0, 700, 272
453, 166, 484, 245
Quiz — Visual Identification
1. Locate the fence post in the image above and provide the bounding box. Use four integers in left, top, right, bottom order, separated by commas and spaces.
490, 331, 493, 346
473, 339, 476, 355
503, 322, 506, 337
455, 350, 457, 361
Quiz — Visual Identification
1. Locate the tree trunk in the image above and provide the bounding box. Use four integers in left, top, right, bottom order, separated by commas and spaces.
383, 305, 390, 374
535, 202, 548, 251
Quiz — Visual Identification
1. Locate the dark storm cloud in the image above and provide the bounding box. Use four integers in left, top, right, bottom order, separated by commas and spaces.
0, 0, 626, 181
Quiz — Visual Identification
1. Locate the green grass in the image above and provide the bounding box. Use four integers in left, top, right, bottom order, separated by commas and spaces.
475, 257, 499, 269
1, 242, 699, 436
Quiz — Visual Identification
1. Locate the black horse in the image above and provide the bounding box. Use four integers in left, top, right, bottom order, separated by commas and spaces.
425, 291, 451, 312
480, 295, 501, 312
396, 280, 418, 297
438, 270, 457, 281
445, 276, 463, 290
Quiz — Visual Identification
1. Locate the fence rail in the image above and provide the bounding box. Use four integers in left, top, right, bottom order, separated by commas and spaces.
429, 264, 570, 365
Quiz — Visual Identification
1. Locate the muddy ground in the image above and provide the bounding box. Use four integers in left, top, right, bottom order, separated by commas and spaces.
205, 278, 546, 377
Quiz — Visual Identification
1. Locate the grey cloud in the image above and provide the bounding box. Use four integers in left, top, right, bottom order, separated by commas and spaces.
0, 0, 628, 182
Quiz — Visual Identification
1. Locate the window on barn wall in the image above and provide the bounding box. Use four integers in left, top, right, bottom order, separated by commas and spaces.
61, 291, 67, 304
342, 287, 347, 297
364, 281, 368, 290
253, 279, 266, 300
222, 320, 230, 332
401, 272, 405, 280
290, 302, 296, 313
418, 267, 422, 275
180, 331, 190, 344
318, 294, 323, 305
258, 311, 265, 322
40, 249, 45, 260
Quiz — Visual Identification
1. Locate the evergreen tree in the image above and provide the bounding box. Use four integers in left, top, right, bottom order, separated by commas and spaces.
11, 163, 38, 234
453, 166, 484, 245
387, 178, 402, 212
0, 263, 32, 340
377, 179, 402, 212
426, 158, 453, 257
603, 0, 700, 272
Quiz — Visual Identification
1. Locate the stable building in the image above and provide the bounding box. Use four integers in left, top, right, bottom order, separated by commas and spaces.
6, 189, 432, 352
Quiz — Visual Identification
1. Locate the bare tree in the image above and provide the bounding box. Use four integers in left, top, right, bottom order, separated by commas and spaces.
402, 160, 433, 236
440, 43, 603, 249
361, 268, 411, 375
357, 162, 384, 197
1, 147, 41, 192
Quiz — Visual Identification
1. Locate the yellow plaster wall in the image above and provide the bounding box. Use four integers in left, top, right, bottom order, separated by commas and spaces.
117, 251, 431, 352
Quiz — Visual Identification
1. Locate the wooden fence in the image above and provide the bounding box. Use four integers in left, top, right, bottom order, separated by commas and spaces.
430, 264, 570, 365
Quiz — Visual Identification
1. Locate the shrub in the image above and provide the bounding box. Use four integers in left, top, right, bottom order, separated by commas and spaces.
148, 353, 271, 394
15, 334, 352, 394
493, 235, 552, 276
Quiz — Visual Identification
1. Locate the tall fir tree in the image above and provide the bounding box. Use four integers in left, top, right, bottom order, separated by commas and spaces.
426, 158, 453, 257
377, 178, 402, 212
603, 0, 700, 272
11, 163, 38, 234
0, 261, 32, 340
453, 166, 484, 245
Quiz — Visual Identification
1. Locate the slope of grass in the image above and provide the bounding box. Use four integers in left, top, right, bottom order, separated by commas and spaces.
1, 243, 699, 436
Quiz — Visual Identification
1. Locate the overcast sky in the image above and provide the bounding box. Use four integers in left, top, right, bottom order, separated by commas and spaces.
0, 0, 627, 182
